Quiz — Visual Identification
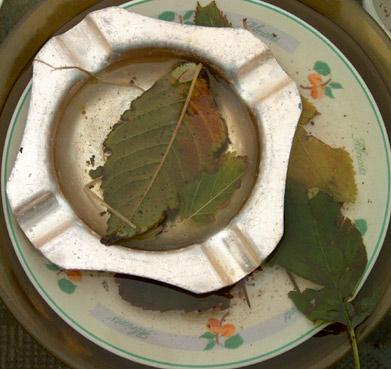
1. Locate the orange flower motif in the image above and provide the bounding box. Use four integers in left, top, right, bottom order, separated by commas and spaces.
307, 73, 324, 99
65, 270, 83, 282
207, 317, 236, 337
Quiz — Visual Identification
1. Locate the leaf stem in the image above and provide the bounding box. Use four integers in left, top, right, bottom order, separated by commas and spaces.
348, 325, 360, 369
286, 271, 300, 293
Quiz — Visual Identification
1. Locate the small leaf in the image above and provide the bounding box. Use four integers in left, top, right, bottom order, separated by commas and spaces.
329, 82, 343, 89
313, 61, 331, 76
158, 11, 176, 22
194, 1, 232, 27
58, 278, 77, 294
183, 10, 194, 20
46, 263, 60, 271
200, 332, 216, 340
288, 126, 357, 203
204, 339, 216, 350
325, 86, 335, 98
224, 334, 244, 349
180, 154, 247, 223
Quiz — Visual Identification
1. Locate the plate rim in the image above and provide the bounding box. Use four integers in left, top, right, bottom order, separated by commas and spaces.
0, 1, 390, 369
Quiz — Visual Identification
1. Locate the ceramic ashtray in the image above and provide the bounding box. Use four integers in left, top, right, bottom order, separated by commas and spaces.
6, 7, 301, 293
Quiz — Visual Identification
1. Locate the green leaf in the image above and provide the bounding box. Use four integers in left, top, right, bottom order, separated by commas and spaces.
46, 263, 60, 271
204, 339, 216, 350
329, 82, 343, 89
325, 86, 335, 98
183, 10, 195, 21
115, 274, 231, 312
180, 154, 247, 223
273, 181, 367, 292
200, 332, 216, 340
99, 64, 229, 247
313, 61, 331, 76
158, 11, 176, 22
58, 278, 77, 294
224, 334, 244, 349
194, 1, 232, 27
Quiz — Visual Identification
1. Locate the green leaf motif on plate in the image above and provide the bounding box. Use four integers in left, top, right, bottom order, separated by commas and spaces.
313, 60, 331, 76
224, 334, 244, 349
46, 263, 60, 271
58, 278, 77, 294
325, 86, 335, 98
158, 11, 176, 22
329, 82, 343, 89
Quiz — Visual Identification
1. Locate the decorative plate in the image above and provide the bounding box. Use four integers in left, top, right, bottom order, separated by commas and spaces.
2, 1, 390, 368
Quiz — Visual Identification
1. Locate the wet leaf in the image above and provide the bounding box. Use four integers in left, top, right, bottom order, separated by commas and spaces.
194, 1, 232, 27
115, 274, 231, 312
288, 126, 357, 203
224, 334, 244, 349
180, 154, 247, 223
99, 64, 229, 246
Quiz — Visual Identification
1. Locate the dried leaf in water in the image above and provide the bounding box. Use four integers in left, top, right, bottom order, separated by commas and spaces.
288, 126, 357, 203
115, 274, 231, 312
194, 1, 232, 27
99, 63, 229, 246
180, 153, 247, 223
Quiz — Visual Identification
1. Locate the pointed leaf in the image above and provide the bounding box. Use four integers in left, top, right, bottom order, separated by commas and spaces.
180, 154, 247, 223
299, 97, 319, 126
288, 126, 357, 203
224, 334, 244, 349
194, 1, 232, 27
99, 64, 228, 247
313, 61, 331, 76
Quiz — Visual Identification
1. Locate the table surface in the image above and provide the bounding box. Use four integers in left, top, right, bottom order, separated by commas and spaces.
0, 1, 390, 368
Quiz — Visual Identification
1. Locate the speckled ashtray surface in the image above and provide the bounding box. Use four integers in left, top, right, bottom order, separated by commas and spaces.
1, 1, 390, 368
